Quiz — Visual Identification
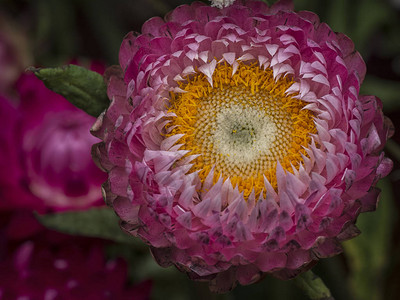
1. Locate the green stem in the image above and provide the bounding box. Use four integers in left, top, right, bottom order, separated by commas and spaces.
292, 270, 334, 300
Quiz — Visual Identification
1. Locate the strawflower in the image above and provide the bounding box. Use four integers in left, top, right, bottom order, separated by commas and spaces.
0, 66, 151, 299
92, 0, 393, 291
0, 68, 107, 212
0, 232, 152, 300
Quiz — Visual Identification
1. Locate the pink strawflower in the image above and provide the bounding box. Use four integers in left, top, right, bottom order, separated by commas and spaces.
0, 234, 152, 300
0, 70, 106, 212
92, 0, 393, 291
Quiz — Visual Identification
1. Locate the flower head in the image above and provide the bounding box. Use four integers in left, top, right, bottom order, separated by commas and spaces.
0, 70, 107, 212
0, 235, 152, 299
92, 0, 393, 291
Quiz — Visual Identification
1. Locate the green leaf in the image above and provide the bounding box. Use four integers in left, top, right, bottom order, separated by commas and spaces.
36, 207, 142, 246
31, 64, 109, 117
292, 270, 334, 300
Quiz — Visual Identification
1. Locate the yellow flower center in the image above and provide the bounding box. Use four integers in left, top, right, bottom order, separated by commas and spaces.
166, 63, 316, 197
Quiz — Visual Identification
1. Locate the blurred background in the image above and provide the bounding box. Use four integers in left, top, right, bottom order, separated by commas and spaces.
0, 0, 399, 299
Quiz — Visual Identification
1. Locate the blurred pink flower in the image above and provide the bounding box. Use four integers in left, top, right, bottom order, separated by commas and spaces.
0, 68, 107, 212
0, 233, 151, 300
92, 0, 393, 291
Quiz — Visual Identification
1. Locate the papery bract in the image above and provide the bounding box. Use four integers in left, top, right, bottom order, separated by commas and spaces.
92, 0, 393, 291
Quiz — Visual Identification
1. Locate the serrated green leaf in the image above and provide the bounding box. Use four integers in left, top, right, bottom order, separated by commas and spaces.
31, 64, 109, 117
36, 207, 142, 246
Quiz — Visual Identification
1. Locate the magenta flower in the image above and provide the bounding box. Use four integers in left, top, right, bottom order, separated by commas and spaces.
0, 71, 106, 212
92, 0, 393, 291
0, 234, 152, 300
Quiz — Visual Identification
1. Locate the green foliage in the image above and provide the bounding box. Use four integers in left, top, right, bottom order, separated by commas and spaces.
32, 64, 109, 117
36, 207, 143, 246
293, 271, 333, 300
